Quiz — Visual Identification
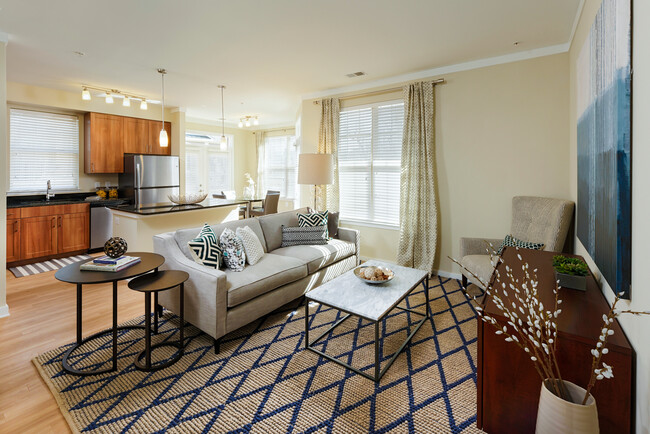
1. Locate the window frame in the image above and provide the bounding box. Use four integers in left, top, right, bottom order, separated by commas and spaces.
184, 130, 235, 195
260, 134, 299, 201
338, 99, 404, 229
8, 106, 82, 194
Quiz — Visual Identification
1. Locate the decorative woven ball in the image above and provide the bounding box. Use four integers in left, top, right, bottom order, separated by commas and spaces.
104, 237, 127, 258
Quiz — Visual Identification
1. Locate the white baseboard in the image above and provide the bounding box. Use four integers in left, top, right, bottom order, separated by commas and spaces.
0, 304, 9, 318
359, 256, 461, 281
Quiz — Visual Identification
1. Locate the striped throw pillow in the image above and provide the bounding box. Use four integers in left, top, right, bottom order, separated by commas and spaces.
187, 223, 222, 268
297, 210, 329, 238
281, 226, 328, 247
497, 234, 545, 255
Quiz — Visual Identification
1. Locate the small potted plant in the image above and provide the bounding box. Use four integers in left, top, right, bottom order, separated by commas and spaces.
552, 255, 589, 291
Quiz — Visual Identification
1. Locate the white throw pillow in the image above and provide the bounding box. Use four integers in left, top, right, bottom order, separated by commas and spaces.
236, 226, 265, 265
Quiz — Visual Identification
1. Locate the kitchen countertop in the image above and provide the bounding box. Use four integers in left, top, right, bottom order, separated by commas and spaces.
109, 198, 246, 215
7, 193, 128, 209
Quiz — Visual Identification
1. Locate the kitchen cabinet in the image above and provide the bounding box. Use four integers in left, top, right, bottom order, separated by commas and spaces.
147, 120, 172, 155
6, 218, 20, 263
20, 216, 58, 260
123, 117, 149, 154
85, 113, 124, 173
7, 203, 90, 265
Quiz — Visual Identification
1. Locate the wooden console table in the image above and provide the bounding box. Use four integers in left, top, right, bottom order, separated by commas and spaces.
477, 248, 634, 434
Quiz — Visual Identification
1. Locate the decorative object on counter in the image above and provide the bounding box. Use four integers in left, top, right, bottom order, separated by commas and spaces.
104, 237, 128, 258
243, 173, 256, 199
9, 254, 93, 278
80, 256, 141, 272
109, 187, 118, 199
451, 248, 650, 434
96, 188, 107, 199
354, 265, 394, 284
552, 255, 588, 291
168, 192, 208, 205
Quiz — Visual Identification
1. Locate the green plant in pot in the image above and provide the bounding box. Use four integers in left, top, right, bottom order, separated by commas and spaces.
450, 246, 649, 434
552, 255, 589, 291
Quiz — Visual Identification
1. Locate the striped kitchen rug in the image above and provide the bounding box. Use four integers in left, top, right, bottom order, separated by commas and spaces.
9, 254, 92, 277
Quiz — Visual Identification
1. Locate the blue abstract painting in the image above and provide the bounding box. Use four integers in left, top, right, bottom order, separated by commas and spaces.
577, 0, 632, 298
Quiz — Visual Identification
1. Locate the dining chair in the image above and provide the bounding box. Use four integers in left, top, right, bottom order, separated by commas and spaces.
250, 191, 280, 216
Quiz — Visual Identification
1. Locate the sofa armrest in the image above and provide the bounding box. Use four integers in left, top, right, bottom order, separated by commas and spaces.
337, 227, 360, 265
153, 232, 228, 339
459, 237, 503, 258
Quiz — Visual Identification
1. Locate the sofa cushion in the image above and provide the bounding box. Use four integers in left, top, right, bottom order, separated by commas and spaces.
226, 253, 308, 307
257, 207, 310, 252
271, 239, 356, 274
460, 254, 497, 289
175, 218, 267, 260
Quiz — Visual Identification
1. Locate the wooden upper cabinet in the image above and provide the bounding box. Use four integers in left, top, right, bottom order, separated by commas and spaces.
148, 120, 172, 155
85, 113, 125, 173
123, 117, 149, 154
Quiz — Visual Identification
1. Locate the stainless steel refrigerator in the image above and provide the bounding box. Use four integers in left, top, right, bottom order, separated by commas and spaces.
119, 154, 180, 208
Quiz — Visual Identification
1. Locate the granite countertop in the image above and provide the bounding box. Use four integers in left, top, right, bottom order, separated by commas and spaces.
109, 198, 247, 215
7, 193, 128, 209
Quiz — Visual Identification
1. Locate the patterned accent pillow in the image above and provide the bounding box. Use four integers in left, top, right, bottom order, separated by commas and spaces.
281, 226, 328, 247
298, 210, 329, 238
497, 234, 545, 255
187, 223, 222, 269
219, 228, 246, 272
327, 211, 340, 238
235, 226, 265, 266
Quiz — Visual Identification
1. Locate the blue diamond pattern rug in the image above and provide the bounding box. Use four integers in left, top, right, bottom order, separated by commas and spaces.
33, 276, 481, 433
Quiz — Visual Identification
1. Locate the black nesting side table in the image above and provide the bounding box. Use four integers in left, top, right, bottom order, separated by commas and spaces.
54, 252, 165, 376
128, 270, 189, 372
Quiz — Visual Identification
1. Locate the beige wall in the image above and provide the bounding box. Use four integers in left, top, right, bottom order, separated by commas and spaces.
0, 40, 8, 317
569, 1, 650, 431
300, 53, 571, 272
6, 82, 180, 193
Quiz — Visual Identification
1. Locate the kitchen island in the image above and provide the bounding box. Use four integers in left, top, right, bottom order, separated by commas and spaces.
109, 198, 246, 251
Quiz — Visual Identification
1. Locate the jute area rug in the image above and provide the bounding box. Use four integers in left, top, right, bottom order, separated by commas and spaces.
33, 276, 481, 433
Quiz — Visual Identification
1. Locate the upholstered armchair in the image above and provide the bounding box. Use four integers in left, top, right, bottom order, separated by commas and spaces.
459, 196, 574, 290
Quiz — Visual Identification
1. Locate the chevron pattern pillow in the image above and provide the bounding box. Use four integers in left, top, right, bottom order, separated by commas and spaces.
281, 226, 328, 247
497, 234, 545, 255
297, 210, 329, 238
187, 223, 222, 269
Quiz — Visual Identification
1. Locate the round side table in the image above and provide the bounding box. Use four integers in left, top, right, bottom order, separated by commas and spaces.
128, 270, 189, 372
54, 252, 165, 376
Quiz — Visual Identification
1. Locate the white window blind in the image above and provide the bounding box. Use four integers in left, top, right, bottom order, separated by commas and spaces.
9, 108, 80, 192
339, 101, 404, 226
261, 135, 298, 199
184, 132, 233, 196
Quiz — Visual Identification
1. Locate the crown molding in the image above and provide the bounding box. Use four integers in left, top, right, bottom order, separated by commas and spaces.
185, 116, 240, 129
567, 0, 586, 51
302, 43, 570, 100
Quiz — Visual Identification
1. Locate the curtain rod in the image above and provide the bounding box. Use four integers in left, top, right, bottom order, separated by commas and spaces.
312, 78, 445, 104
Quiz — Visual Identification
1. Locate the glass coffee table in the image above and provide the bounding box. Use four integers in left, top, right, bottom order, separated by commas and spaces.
304, 261, 429, 382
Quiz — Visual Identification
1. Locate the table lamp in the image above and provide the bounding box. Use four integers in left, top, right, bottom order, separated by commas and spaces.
298, 153, 334, 211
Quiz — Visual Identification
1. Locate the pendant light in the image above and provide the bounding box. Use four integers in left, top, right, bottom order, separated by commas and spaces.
218, 85, 227, 151
158, 68, 168, 148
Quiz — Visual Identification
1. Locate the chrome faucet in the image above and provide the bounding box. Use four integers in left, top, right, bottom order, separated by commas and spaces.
46, 180, 55, 201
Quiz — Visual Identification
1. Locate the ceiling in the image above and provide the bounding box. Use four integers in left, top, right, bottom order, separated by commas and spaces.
0, 0, 581, 128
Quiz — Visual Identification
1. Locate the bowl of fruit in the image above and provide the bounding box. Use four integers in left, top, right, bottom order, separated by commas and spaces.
354, 265, 395, 284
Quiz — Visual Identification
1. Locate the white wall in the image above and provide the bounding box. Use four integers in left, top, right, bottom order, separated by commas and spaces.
569, 1, 650, 431
299, 53, 571, 272
0, 37, 8, 317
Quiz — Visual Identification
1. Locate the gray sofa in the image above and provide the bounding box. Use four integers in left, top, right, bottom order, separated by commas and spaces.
153, 207, 360, 352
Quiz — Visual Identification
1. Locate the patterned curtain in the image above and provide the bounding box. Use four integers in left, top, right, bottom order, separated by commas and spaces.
316, 98, 340, 212
397, 81, 439, 274
255, 131, 266, 197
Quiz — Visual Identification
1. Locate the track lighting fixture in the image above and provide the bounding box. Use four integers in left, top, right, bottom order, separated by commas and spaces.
81, 87, 91, 101
123, 96, 130, 107
238, 115, 260, 128
80, 85, 151, 110
105, 92, 114, 104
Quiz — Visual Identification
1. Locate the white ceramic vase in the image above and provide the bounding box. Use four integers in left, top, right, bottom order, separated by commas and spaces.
535, 379, 599, 434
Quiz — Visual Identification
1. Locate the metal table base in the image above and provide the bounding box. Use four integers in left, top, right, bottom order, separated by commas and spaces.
305, 277, 429, 382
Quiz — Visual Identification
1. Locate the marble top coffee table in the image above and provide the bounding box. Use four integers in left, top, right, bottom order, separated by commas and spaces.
304, 260, 429, 382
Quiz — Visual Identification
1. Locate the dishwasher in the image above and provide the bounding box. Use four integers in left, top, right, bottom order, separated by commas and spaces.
89, 200, 126, 250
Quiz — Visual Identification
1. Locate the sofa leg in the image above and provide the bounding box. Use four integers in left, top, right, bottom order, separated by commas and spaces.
461, 275, 468, 289
214, 337, 222, 354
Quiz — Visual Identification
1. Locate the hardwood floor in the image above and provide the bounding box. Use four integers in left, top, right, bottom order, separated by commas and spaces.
0, 265, 143, 433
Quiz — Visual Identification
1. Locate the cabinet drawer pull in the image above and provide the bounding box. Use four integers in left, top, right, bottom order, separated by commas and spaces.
14, 221, 18, 233
58, 216, 62, 228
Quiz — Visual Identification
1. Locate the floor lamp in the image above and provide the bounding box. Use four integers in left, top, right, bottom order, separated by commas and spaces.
298, 153, 334, 211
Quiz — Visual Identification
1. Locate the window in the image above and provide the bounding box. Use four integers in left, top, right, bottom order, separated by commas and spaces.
338, 101, 404, 226
184, 132, 234, 195
260, 135, 299, 199
9, 108, 80, 192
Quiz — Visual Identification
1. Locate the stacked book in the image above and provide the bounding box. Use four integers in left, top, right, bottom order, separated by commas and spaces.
80, 255, 141, 272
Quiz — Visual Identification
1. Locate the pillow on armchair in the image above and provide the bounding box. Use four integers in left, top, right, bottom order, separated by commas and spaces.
497, 234, 545, 255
